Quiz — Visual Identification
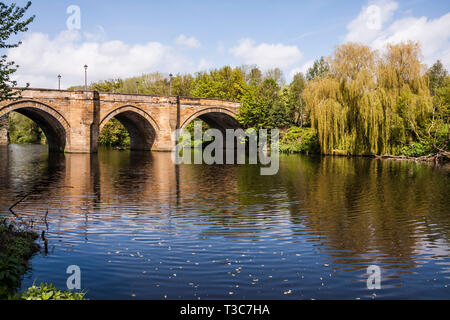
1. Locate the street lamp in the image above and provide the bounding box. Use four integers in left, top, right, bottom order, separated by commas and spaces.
84, 65, 88, 90
169, 73, 173, 96
136, 81, 139, 94
58, 74, 61, 90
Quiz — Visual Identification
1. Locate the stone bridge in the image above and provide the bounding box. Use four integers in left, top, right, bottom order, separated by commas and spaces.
0, 88, 241, 153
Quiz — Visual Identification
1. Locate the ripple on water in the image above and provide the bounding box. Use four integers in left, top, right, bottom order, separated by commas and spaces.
1, 146, 449, 299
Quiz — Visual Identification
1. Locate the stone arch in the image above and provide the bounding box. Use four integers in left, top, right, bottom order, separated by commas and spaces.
181, 107, 241, 131
0, 100, 71, 152
99, 105, 159, 151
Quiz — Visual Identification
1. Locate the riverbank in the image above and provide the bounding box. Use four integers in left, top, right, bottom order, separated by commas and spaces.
279, 127, 449, 168
0, 218, 39, 298
0, 218, 86, 300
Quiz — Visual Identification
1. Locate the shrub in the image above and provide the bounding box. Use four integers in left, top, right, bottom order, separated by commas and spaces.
0, 219, 39, 299
17, 283, 86, 300
279, 127, 320, 154
400, 142, 433, 157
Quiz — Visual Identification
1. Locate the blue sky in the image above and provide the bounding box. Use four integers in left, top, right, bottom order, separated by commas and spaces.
5, 0, 450, 88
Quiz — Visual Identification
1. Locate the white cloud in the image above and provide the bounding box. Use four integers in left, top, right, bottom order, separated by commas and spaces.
345, 0, 399, 43
8, 30, 195, 88
230, 38, 303, 70
289, 60, 314, 79
345, 1, 450, 69
197, 58, 213, 71
83, 25, 106, 42
175, 34, 201, 48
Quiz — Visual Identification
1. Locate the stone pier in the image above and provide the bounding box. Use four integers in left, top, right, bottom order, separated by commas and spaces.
0, 114, 9, 145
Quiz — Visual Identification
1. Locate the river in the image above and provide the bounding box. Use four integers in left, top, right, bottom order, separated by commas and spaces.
0, 144, 449, 299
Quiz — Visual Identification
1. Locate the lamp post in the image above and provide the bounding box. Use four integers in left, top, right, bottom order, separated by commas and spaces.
169, 73, 173, 96
84, 65, 88, 90
136, 81, 139, 94
58, 74, 61, 90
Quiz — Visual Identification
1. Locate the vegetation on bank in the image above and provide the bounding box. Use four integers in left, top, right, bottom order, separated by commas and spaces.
0, 218, 39, 299
0, 218, 86, 300
279, 127, 320, 154
15, 283, 85, 300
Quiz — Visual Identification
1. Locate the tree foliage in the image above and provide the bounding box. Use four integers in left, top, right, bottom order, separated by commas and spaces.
98, 118, 130, 148
306, 57, 329, 81
0, 1, 34, 101
9, 112, 44, 144
304, 41, 435, 155
62, 42, 448, 156
191, 66, 246, 101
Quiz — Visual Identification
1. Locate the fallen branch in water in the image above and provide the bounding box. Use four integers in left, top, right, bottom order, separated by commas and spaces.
374, 152, 449, 164
8, 186, 74, 218
8, 192, 33, 218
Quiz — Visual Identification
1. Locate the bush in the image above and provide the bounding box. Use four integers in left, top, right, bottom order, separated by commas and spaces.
17, 283, 86, 300
279, 127, 320, 154
400, 142, 433, 157
0, 219, 39, 299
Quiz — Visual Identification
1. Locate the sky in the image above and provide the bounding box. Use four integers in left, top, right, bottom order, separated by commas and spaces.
4, 0, 450, 89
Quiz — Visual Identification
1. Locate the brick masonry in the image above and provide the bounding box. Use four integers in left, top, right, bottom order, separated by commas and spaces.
0, 88, 240, 153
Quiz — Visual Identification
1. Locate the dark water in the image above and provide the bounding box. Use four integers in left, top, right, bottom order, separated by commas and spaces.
0, 144, 449, 300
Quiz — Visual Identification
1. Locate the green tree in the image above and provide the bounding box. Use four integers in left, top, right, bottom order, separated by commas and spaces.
238, 78, 289, 129
91, 78, 123, 92
240, 65, 263, 85
98, 118, 130, 148
0, 1, 34, 100
265, 68, 285, 86
305, 56, 329, 81
191, 66, 246, 101
9, 112, 44, 144
421, 62, 450, 154
171, 74, 194, 96
287, 72, 307, 127
304, 42, 433, 155
427, 60, 448, 96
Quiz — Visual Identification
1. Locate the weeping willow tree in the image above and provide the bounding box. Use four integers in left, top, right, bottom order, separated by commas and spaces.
304, 41, 433, 155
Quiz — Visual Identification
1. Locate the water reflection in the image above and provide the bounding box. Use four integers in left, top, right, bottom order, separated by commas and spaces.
0, 145, 449, 299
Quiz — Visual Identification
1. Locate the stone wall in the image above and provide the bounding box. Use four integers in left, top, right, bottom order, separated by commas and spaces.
0, 114, 9, 145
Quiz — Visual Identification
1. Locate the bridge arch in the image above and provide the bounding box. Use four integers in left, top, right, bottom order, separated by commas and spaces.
181, 107, 241, 131
0, 100, 70, 152
99, 105, 159, 151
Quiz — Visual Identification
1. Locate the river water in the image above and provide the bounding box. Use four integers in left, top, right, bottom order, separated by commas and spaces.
0, 144, 449, 300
